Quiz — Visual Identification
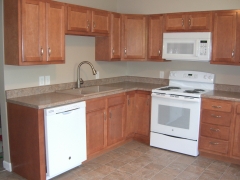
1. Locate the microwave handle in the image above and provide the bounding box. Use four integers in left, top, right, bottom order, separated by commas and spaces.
195, 40, 200, 57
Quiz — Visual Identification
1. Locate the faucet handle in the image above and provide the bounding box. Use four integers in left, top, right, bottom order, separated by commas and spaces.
80, 78, 84, 84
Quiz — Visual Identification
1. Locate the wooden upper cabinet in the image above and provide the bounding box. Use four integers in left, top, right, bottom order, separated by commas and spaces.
95, 13, 121, 61
211, 11, 239, 65
4, 0, 65, 65
122, 14, 147, 60
148, 15, 164, 61
164, 12, 212, 32
66, 4, 110, 36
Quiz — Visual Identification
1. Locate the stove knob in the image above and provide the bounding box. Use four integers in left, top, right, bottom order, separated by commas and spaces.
204, 75, 208, 79
208, 75, 213, 80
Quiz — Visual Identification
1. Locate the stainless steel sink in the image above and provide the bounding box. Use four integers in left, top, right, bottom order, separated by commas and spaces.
56, 86, 123, 96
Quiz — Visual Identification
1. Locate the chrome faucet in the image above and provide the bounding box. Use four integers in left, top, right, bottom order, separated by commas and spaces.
77, 61, 97, 88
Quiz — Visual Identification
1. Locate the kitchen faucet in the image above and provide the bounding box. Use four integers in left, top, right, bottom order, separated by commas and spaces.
77, 61, 97, 88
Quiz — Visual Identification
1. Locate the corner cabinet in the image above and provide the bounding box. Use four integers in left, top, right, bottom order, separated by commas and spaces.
95, 13, 121, 61
4, 0, 65, 65
211, 10, 240, 65
65, 4, 110, 36
121, 14, 147, 61
164, 12, 212, 32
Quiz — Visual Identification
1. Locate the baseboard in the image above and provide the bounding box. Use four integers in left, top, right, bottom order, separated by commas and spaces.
3, 161, 12, 172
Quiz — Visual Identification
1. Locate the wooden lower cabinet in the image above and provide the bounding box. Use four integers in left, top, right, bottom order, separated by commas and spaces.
125, 91, 135, 138
232, 104, 240, 158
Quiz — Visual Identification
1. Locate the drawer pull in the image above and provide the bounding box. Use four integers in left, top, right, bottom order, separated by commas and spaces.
210, 128, 220, 132
209, 142, 219, 145
212, 105, 222, 109
211, 114, 221, 118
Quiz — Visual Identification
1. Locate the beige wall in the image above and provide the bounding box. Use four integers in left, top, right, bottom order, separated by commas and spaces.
116, 0, 240, 85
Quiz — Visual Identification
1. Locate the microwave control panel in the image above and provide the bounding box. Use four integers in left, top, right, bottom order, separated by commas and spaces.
199, 40, 208, 56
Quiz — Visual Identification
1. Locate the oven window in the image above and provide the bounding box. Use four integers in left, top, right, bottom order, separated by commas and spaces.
167, 43, 194, 54
158, 105, 190, 129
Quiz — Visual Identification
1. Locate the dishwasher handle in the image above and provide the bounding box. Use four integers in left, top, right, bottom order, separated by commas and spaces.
56, 108, 80, 115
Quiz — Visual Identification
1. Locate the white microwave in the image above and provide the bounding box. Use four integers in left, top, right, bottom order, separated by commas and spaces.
162, 32, 212, 61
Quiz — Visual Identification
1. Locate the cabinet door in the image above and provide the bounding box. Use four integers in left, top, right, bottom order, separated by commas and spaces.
125, 92, 135, 138
148, 15, 163, 61
107, 104, 125, 146
212, 11, 237, 64
91, 10, 110, 34
46, 2, 65, 62
164, 13, 186, 31
232, 115, 240, 158
188, 12, 212, 31
66, 5, 91, 33
86, 109, 106, 156
122, 15, 147, 60
21, 0, 45, 63
110, 13, 121, 59
135, 92, 151, 136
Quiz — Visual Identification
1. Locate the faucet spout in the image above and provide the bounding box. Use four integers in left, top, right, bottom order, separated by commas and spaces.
77, 61, 97, 88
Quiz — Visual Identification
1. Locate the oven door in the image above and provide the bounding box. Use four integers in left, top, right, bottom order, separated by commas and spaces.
151, 93, 201, 140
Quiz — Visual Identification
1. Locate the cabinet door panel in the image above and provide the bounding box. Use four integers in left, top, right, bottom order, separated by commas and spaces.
123, 15, 147, 60
188, 12, 212, 31
66, 5, 90, 32
21, 0, 45, 63
212, 11, 237, 63
92, 10, 110, 34
148, 15, 163, 60
86, 110, 106, 156
46, 2, 65, 62
135, 93, 150, 136
232, 115, 240, 157
107, 104, 125, 146
164, 14, 185, 31
125, 92, 135, 138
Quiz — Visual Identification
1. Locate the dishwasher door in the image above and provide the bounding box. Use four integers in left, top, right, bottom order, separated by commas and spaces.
44, 101, 86, 179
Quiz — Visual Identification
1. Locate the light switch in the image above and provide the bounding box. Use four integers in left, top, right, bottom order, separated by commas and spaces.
39, 76, 44, 86
45, 76, 50, 85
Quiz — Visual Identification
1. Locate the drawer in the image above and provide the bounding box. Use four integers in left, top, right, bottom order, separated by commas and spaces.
199, 136, 229, 154
200, 123, 230, 140
202, 98, 233, 112
201, 110, 232, 126
86, 98, 105, 113
108, 94, 125, 107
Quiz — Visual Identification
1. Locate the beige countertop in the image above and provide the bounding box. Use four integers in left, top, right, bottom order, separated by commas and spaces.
6, 82, 163, 109
202, 90, 240, 102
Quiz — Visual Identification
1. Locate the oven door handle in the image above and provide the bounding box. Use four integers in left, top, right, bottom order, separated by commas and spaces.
151, 93, 200, 102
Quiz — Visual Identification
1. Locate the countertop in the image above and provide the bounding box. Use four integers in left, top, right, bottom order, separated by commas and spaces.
7, 82, 240, 109
6, 82, 163, 109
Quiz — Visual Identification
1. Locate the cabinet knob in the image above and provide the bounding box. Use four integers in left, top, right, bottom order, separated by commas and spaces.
232, 49, 235, 57
93, 22, 96, 29
211, 114, 221, 118
182, 18, 184, 27
87, 20, 90, 29
209, 142, 219, 145
40, 47, 43, 56
212, 105, 221, 109
158, 50, 161, 56
188, 18, 191, 26
124, 48, 127, 55
48, 48, 51, 57
112, 48, 115, 54
210, 128, 220, 132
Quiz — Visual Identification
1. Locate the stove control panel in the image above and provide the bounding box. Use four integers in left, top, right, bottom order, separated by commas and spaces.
169, 71, 215, 83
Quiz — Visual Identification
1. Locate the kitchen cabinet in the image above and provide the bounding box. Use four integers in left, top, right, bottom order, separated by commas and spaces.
164, 12, 212, 32
65, 4, 110, 36
121, 14, 147, 60
199, 98, 234, 156
211, 10, 240, 65
134, 91, 151, 144
148, 15, 165, 61
95, 13, 121, 61
4, 0, 65, 65
125, 91, 135, 138
232, 104, 240, 158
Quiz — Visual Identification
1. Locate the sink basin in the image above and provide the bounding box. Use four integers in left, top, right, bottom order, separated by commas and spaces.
56, 86, 123, 96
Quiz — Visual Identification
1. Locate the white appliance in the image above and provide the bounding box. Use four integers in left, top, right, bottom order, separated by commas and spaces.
44, 101, 86, 179
162, 32, 212, 61
150, 71, 215, 156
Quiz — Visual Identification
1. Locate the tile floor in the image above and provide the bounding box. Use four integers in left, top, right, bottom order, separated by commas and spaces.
0, 141, 240, 180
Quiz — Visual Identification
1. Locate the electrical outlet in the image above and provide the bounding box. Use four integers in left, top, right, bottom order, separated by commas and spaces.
160, 71, 164, 78
45, 76, 50, 85
96, 71, 99, 79
39, 76, 44, 86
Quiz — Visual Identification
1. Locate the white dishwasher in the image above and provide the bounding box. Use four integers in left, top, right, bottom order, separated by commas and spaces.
44, 101, 86, 180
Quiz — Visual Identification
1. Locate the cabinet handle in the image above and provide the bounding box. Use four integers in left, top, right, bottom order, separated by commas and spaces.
104, 112, 106, 121
109, 112, 112, 119
188, 18, 191, 26
211, 114, 221, 118
48, 48, 51, 57
87, 20, 90, 29
112, 48, 115, 55
93, 22, 96, 28
40, 47, 43, 56
124, 48, 127, 55
232, 49, 235, 57
182, 18, 184, 27
210, 128, 220, 132
212, 105, 222, 109
158, 50, 161, 56
209, 142, 219, 145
